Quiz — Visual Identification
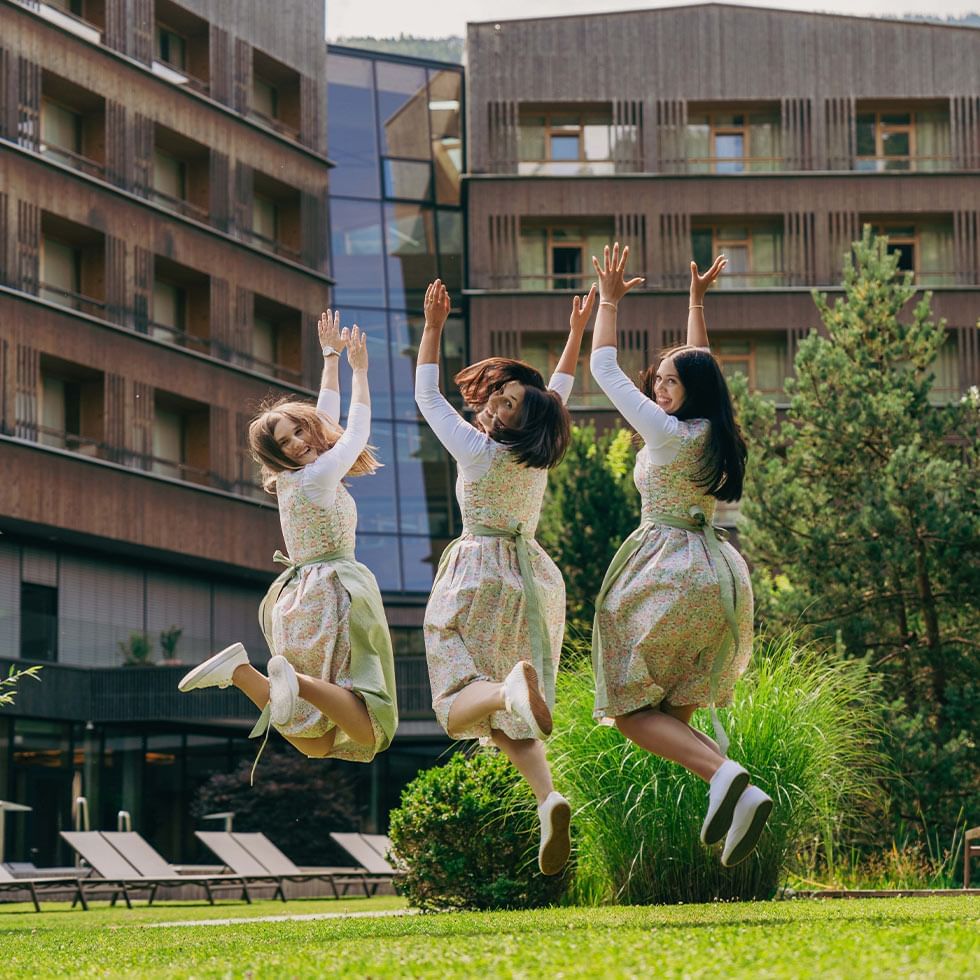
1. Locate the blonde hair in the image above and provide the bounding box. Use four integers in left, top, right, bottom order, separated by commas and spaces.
248, 397, 381, 493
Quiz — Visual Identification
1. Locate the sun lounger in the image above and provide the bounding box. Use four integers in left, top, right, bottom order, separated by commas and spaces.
0, 862, 89, 912
60, 831, 250, 906
232, 832, 376, 898
329, 832, 400, 881
100, 832, 253, 904
194, 832, 288, 901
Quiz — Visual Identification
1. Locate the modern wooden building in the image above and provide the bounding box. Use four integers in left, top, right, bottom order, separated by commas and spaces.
465, 4, 979, 421
0, 0, 338, 865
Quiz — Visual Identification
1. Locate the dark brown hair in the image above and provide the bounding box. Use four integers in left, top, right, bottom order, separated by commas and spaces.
639, 345, 747, 502
248, 397, 380, 493
454, 357, 570, 469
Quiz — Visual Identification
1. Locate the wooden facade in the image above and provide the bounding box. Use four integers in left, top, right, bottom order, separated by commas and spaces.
465, 5, 980, 424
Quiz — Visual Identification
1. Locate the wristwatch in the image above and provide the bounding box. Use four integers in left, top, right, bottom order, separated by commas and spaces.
322, 345, 342, 358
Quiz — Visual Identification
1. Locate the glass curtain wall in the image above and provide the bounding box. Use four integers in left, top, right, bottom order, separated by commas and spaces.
327, 49, 465, 595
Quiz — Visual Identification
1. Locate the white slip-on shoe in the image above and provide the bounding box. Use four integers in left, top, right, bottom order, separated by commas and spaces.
537, 791, 571, 876
701, 759, 751, 845
721, 785, 773, 867
502, 661, 553, 739
267, 655, 300, 728
178, 643, 249, 692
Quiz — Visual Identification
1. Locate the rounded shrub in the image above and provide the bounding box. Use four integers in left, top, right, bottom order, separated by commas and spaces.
388, 747, 566, 911
549, 632, 884, 905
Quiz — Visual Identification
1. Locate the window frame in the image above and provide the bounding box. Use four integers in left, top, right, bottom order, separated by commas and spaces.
855, 110, 916, 171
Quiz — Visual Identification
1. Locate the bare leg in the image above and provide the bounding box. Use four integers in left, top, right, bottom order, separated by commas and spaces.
490, 729, 555, 804
662, 702, 726, 759
446, 681, 505, 738
232, 664, 340, 757
616, 706, 725, 782
294, 674, 374, 747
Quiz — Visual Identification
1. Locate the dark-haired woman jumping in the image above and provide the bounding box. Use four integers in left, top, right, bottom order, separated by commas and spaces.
414, 278, 594, 875
589, 244, 769, 867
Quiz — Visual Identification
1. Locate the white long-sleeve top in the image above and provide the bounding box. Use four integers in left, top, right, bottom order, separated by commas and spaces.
414, 363, 574, 482
589, 346, 687, 465
286, 387, 368, 509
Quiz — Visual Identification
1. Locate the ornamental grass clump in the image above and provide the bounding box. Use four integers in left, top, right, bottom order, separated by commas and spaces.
550, 632, 883, 905
388, 747, 566, 911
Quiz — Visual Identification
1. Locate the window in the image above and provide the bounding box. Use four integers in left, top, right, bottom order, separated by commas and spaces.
868, 221, 955, 286
327, 54, 381, 198
152, 393, 209, 484
41, 376, 80, 449
714, 336, 789, 405
155, 26, 186, 69
251, 296, 302, 381
39, 359, 104, 455
40, 237, 80, 305
39, 73, 105, 177
252, 76, 278, 120
250, 171, 301, 259
152, 280, 186, 343
518, 107, 628, 175
39, 213, 106, 314
252, 194, 278, 242
855, 108, 951, 172
520, 335, 624, 409
685, 109, 782, 173
21, 583, 58, 662
153, 149, 186, 200
691, 222, 784, 288
518, 220, 616, 290
41, 98, 81, 157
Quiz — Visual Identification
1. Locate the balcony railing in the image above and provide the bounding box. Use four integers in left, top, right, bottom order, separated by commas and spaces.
247, 108, 300, 140
39, 143, 106, 179
145, 187, 210, 223
38, 281, 106, 317
245, 228, 302, 262
0, 656, 435, 723
144, 319, 215, 357
18, 0, 103, 43
150, 59, 210, 96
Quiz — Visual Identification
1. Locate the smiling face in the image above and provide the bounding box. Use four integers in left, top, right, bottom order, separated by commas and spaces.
476, 380, 525, 433
272, 413, 319, 465
653, 356, 686, 415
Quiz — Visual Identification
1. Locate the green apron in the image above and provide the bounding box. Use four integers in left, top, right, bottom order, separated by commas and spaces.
591, 506, 746, 756
433, 521, 556, 708
248, 548, 398, 782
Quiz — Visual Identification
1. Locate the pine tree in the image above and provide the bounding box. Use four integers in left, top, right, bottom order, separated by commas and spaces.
734, 227, 980, 841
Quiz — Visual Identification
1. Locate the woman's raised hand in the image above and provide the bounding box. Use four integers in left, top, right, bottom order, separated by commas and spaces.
592, 243, 645, 307
318, 309, 349, 353
569, 283, 597, 333
690, 255, 728, 299
424, 279, 451, 332
346, 325, 368, 372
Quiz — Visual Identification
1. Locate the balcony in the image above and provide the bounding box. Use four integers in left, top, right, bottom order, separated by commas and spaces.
249, 171, 302, 261
250, 49, 302, 139
854, 104, 951, 173
0, 656, 435, 724
149, 124, 211, 223
39, 71, 106, 180
28, 0, 104, 43
39, 213, 106, 316
247, 294, 303, 384
152, 0, 210, 95
513, 217, 617, 291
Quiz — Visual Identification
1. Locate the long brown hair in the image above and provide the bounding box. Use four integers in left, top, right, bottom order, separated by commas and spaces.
638, 345, 747, 502
454, 357, 570, 469
248, 397, 381, 494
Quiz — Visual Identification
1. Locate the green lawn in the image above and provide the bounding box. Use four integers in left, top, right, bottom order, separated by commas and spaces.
0, 894, 976, 977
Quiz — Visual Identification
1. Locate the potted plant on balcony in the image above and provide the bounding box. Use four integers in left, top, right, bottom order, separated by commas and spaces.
159, 625, 183, 666
119, 632, 153, 667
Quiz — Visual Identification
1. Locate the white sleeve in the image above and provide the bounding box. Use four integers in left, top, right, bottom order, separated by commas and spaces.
548, 371, 575, 406
316, 388, 341, 424
301, 402, 371, 508
414, 363, 494, 477
590, 346, 682, 451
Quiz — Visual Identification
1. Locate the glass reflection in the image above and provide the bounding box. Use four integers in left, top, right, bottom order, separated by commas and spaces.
357, 533, 402, 592
428, 69, 462, 205
327, 55, 381, 198
385, 203, 437, 310
376, 62, 430, 160
395, 422, 454, 537
335, 307, 393, 419
401, 535, 452, 593
330, 198, 386, 307
347, 421, 399, 534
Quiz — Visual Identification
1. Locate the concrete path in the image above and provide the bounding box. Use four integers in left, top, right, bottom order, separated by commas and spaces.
144, 907, 419, 929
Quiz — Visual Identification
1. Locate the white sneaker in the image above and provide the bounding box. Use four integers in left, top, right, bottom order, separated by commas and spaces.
537, 791, 571, 876
701, 759, 750, 845
267, 655, 299, 728
178, 643, 249, 692
721, 786, 773, 867
502, 661, 552, 739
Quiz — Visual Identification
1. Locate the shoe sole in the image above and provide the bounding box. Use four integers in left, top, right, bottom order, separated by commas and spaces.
722, 798, 773, 867
701, 769, 751, 845
177, 644, 244, 692
520, 662, 553, 738
268, 657, 299, 727
539, 799, 571, 876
